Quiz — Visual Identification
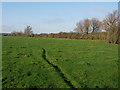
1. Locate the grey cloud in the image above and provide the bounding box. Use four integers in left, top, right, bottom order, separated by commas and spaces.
46, 18, 64, 24
2, 25, 16, 33
92, 5, 106, 13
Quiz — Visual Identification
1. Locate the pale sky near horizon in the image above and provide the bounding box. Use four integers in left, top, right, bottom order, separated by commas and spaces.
2, 2, 118, 34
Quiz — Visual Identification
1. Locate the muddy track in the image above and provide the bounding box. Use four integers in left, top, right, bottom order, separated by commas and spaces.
41, 48, 75, 88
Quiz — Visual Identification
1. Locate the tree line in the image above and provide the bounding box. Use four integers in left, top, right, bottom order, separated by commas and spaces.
5, 10, 119, 44
74, 10, 119, 44
10, 26, 34, 37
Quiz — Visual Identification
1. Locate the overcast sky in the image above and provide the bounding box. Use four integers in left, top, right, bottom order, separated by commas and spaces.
2, 2, 118, 34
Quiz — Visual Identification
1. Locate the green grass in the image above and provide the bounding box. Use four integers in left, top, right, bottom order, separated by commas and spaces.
2, 36, 118, 88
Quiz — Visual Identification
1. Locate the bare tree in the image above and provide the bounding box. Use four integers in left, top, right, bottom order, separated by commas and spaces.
103, 10, 118, 44
103, 10, 118, 31
74, 21, 84, 33
83, 18, 90, 34
24, 26, 33, 35
90, 18, 101, 33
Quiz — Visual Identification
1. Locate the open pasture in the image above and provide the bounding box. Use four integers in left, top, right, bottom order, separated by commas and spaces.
2, 36, 118, 88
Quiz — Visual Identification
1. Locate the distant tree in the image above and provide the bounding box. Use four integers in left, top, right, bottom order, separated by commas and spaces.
74, 21, 84, 33
103, 10, 118, 44
90, 18, 101, 33
83, 18, 90, 34
103, 10, 118, 31
24, 26, 33, 35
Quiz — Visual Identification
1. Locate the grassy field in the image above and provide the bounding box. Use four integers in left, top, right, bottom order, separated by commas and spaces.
2, 36, 118, 88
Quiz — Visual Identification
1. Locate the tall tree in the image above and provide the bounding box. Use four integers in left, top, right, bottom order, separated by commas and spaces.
24, 26, 33, 35
90, 18, 101, 33
103, 10, 118, 44
83, 18, 90, 34
74, 21, 84, 33
103, 10, 118, 31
